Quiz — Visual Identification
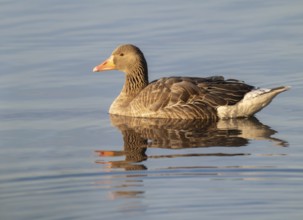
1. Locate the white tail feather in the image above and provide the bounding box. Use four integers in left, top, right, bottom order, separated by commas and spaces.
217, 86, 290, 119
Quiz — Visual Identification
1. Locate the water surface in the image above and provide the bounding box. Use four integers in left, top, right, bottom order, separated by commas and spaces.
1, 1, 303, 220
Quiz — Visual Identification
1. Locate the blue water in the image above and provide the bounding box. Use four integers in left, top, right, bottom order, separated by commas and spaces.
1, 1, 303, 219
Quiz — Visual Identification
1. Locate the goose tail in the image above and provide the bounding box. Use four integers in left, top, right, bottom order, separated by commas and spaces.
217, 86, 290, 119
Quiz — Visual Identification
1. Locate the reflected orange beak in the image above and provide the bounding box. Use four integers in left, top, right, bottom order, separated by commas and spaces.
93, 55, 116, 72
95, 150, 124, 157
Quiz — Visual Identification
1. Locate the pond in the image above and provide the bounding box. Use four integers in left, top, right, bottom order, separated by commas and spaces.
1, 1, 303, 219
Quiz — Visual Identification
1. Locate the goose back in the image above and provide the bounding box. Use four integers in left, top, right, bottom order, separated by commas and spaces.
124, 76, 254, 119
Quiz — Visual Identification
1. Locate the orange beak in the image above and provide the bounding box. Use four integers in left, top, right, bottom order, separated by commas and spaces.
93, 55, 116, 72
95, 150, 124, 157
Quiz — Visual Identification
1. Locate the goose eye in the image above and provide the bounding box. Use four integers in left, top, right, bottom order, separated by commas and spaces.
119, 53, 124, 56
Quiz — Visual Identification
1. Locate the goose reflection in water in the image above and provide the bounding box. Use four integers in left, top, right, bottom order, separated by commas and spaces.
96, 115, 288, 170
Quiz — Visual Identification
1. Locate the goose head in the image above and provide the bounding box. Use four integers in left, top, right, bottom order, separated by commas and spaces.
93, 44, 148, 76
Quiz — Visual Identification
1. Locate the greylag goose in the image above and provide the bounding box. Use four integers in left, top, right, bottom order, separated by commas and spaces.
93, 44, 289, 120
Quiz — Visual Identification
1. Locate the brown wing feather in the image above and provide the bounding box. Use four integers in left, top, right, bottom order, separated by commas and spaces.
130, 76, 254, 119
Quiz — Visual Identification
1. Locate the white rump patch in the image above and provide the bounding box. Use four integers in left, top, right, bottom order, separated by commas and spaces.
243, 88, 271, 101
217, 87, 282, 119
